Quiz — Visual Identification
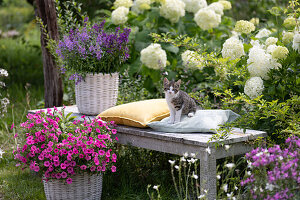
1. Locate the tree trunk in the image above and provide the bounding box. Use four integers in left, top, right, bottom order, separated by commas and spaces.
35, 0, 63, 108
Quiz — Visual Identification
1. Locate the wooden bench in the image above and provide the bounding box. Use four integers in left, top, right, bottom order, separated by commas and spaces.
29, 105, 267, 200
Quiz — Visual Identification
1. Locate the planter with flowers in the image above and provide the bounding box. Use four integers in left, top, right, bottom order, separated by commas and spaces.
56, 20, 131, 115
14, 107, 118, 200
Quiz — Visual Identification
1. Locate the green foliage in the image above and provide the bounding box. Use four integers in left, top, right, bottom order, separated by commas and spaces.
0, 0, 34, 31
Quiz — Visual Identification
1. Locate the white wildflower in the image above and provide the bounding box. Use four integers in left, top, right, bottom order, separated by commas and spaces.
216, 174, 221, 179
225, 163, 235, 170
250, 39, 263, 48
0, 148, 5, 158
222, 184, 228, 192
265, 183, 275, 191
192, 172, 198, 179
198, 194, 206, 199
205, 147, 211, 154
114, 0, 133, 8
244, 77, 264, 99
182, 0, 207, 13
255, 28, 271, 38
183, 152, 189, 157
0, 69, 8, 77
140, 43, 167, 69
175, 165, 179, 170
181, 157, 186, 162
159, 0, 185, 23
0, 81, 6, 88
260, 187, 263, 192
247, 160, 252, 168
265, 37, 278, 46
204, 189, 208, 193
221, 36, 245, 60
234, 186, 238, 190
207, 2, 224, 16
279, 156, 283, 160
247, 171, 251, 176
292, 32, 300, 52
168, 160, 175, 165
224, 145, 230, 150
256, 152, 263, 157
111, 6, 129, 25
194, 8, 221, 30
181, 50, 204, 69
190, 153, 196, 158
153, 185, 159, 190
227, 192, 233, 198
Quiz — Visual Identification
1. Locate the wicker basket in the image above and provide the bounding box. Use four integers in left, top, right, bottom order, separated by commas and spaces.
75, 73, 119, 115
43, 173, 103, 200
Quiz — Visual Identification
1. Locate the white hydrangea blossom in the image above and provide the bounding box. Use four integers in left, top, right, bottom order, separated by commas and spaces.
266, 44, 277, 54
194, 8, 221, 30
0, 69, 8, 77
250, 39, 264, 49
181, 0, 207, 13
255, 28, 271, 38
111, 7, 129, 25
218, 0, 231, 10
221, 37, 245, 60
207, 2, 224, 16
181, 50, 204, 69
292, 32, 300, 52
247, 46, 281, 80
140, 43, 167, 69
244, 77, 264, 99
114, 0, 133, 8
159, 0, 185, 23
131, 0, 151, 14
265, 37, 278, 46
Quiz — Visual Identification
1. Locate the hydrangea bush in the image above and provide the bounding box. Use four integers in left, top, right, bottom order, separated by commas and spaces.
14, 108, 118, 184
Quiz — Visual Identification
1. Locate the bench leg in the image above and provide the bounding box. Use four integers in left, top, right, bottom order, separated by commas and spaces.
200, 150, 217, 200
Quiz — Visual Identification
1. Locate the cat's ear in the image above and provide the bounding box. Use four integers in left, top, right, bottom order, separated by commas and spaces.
176, 79, 181, 86
164, 77, 169, 85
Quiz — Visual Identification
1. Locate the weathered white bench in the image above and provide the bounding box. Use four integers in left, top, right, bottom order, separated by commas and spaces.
30, 105, 267, 200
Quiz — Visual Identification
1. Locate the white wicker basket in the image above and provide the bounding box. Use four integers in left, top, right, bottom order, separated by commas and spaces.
43, 173, 103, 200
75, 73, 119, 115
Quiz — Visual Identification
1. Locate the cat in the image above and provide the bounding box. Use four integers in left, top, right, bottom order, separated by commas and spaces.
163, 78, 197, 124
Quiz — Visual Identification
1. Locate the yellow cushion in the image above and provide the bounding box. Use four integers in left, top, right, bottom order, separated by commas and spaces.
98, 99, 170, 128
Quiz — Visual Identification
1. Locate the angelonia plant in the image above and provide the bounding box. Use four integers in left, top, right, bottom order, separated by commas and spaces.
241, 135, 300, 200
55, 19, 131, 84
14, 107, 118, 184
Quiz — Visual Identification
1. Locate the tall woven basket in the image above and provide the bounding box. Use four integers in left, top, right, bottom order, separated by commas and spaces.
75, 73, 119, 115
43, 173, 103, 200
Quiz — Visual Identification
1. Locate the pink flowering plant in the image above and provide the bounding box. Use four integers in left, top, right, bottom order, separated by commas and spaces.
241, 136, 300, 200
14, 107, 118, 184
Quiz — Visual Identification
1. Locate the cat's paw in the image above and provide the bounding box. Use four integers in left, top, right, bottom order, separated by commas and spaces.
174, 120, 181, 124
188, 113, 194, 117
168, 120, 174, 124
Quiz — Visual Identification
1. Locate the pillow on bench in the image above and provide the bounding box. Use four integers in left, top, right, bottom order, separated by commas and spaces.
147, 110, 239, 133
98, 99, 170, 128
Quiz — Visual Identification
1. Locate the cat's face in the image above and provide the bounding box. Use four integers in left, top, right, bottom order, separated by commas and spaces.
164, 78, 181, 95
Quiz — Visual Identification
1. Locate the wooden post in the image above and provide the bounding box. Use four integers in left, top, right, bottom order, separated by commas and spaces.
35, 0, 63, 107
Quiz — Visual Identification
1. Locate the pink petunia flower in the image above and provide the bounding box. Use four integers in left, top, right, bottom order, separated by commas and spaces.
61, 163, 67, 169
61, 171, 67, 178
111, 165, 116, 172
80, 165, 87, 170
90, 166, 96, 171
66, 178, 72, 184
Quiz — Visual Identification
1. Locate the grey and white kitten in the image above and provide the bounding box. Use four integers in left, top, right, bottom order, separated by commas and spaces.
164, 78, 197, 124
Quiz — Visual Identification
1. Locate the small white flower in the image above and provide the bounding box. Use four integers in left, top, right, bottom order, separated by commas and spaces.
190, 153, 196, 158
204, 189, 208, 193
180, 157, 186, 162
234, 186, 238, 190
247, 171, 251, 176
224, 145, 231, 150
183, 152, 189, 157
153, 185, 159, 190
247, 160, 252, 169
222, 184, 228, 192
227, 192, 233, 198
187, 159, 192, 163
192, 173, 199, 179
198, 194, 206, 199
256, 152, 263, 157
259, 187, 263, 192
225, 163, 235, 170
216, 175, 221, 179
205, 147, 211, 154
253, 186, 257, 192
0, 148, 5, 158
175, 165, 179, 170
190, 158, 196, 163
168, 160, 175, 165
279, 156, 283, 160
265, 183, 275, 191
0, 69, 8, 77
